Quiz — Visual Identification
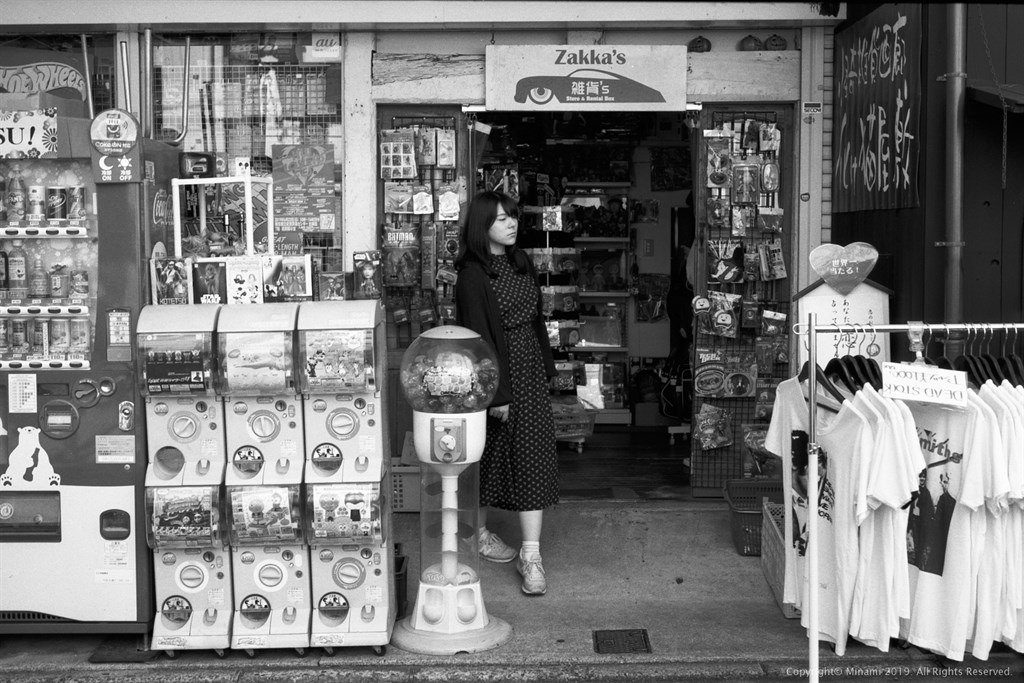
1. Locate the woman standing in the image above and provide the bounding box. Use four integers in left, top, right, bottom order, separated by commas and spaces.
455, 190, 559, 596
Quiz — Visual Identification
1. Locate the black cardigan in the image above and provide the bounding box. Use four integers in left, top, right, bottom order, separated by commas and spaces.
455, 257, 557, 407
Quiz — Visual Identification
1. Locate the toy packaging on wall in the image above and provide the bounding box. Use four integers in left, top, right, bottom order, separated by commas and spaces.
353, 250, 382, 299
693, 345, 757, 398
382, 223, 421, 287
151, 257, 194, 305
379, 129, 417, 180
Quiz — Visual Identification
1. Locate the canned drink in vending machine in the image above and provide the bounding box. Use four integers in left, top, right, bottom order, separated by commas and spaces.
68, 186, 87, 220
70, 317, 91, 355
46, 186, 68, 220
10, 318, 28, 355
0, 318, 10, 355
30, 317, 49, 356
27, 186, 46, 221
49, 317, 70, 356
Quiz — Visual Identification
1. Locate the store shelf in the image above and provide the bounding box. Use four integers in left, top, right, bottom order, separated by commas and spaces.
570, 345, 628, 354
578, 291, 630, 300
594, 408, 631, 425
564, 182, 632, 189
575, 237, 629, 246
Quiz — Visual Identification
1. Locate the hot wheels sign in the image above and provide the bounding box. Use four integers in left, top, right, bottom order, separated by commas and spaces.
486, 45, 686, 111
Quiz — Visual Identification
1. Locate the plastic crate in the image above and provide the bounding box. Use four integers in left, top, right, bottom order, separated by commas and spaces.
723, 478, 784, 556
391, 465, 421, 512
761, 501, 800, 619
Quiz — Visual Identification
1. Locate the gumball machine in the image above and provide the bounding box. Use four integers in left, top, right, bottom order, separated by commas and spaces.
390, 326, 512, 654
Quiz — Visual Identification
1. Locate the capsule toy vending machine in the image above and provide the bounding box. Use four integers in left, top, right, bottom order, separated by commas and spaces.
217, 302, 303, 486
226, 484, 310, 656
137, 304, 226, 486
297, 300, 394, 653
298, 300, 388, 485
145, 485, 232, 656
305, 481, 395, 654
0, 110, 179, 633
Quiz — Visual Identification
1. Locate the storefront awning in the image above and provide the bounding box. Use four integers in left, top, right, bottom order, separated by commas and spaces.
967, 82, 1024, 114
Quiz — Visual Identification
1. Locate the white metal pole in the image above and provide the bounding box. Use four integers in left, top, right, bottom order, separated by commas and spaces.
806, 312, 819, 683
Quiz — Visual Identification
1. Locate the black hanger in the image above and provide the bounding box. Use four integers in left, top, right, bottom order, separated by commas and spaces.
825, 355, 858, 393
798, 360, 847, 407
979, 326, 1004, 383
999, 326, 1024, 385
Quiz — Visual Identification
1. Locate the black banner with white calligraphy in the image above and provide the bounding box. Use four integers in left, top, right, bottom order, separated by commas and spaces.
833, 4, 921, 212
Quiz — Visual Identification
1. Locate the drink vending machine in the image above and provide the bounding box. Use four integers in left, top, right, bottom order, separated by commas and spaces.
137, 304, 226, 486
226, 484, 310, 656
0, 118, 179, 634
217, 302, 303, 486
298, 300, 388, 484
145, 485, 232, 656
297, 300, 395, 653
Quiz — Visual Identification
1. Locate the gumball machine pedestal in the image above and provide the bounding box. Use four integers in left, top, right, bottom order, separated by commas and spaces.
391, 326, 511, 655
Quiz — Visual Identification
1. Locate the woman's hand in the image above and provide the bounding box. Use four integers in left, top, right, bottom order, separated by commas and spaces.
488, 405, 510, 422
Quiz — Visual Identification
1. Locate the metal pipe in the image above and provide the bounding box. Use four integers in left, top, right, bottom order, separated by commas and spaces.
806, 312, 819, 683
142, 29, 152, 138
944, 5, 967, 330
80, 34, 95, 120
171, 37, 192, 146
119, 40, 132, 114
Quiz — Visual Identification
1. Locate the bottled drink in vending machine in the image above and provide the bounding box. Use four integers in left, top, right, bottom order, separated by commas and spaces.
0, 178, 6, 222
49, 261, 69, 298
6, 240, 28, 299
70, 255, 89, 297
28, 255, 49, 298
6, 168, 26, 222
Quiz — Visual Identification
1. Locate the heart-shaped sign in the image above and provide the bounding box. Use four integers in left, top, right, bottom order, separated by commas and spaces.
808, 242, 879, 296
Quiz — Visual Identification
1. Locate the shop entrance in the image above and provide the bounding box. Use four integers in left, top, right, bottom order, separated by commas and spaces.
473, 110, 695, 498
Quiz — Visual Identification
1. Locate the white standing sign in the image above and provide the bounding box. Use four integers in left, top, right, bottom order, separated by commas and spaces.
485, 45, 686, 111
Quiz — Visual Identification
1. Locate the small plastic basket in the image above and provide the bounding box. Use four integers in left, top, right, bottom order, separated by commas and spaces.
553, 410, 597, 440
761, 501, 800, 618
723, 478, 784, 556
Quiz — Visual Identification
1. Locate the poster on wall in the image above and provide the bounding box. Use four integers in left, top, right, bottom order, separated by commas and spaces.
486, 45, 686, 111
0, 109, 58, 158
833, 3, 921, 212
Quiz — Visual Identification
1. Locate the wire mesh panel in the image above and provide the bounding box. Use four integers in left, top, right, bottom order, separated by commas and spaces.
690, 108, 794, 497
153, 63, 343, 171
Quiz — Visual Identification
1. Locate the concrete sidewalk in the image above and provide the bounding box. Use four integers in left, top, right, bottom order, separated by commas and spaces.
0, 500, 1021, 682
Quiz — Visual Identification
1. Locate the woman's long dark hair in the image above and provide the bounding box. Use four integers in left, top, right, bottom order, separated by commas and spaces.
455, 190, 530, 275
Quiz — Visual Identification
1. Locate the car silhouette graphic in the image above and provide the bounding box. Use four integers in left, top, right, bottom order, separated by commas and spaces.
513, 69, 666, 105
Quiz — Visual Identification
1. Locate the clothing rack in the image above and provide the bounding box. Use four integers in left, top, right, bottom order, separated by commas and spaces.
798, 316, 1024, 683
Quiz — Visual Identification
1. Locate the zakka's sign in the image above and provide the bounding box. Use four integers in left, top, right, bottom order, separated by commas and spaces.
0, 109, 58, 158
833, 3, 921, 212
486, 45, 686, 111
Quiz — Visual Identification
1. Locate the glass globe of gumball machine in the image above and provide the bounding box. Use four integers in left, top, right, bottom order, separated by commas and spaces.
390, 326, 512, 654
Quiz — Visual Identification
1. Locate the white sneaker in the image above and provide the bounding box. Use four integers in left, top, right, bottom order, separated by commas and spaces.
516, 552, 547, 596
479, 532, 517, 563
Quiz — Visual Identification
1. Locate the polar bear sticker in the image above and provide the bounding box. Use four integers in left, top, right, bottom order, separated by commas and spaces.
0, 425, 61, 488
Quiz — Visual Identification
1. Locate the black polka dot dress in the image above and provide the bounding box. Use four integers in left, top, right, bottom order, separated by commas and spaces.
480, 254, 559, 512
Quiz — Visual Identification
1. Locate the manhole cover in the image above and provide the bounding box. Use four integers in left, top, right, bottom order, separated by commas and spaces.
592, 628, 652, 654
